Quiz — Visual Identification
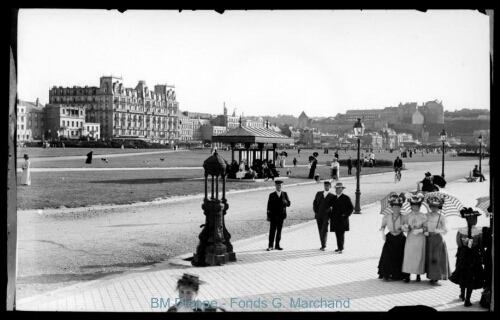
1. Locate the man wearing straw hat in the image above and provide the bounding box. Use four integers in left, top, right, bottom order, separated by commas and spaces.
329, 182, 354, 254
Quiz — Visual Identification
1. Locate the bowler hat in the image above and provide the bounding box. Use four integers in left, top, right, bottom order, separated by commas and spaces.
23, 154, 29, 159
323, 180, 331, 185
425, 172, 432, 177
334, 182, 346, 189
275, 180, 284, 185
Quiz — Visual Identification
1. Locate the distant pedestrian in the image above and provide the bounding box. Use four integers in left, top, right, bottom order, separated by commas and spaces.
298, 147, 301, 155
62, 142, 65, 149
292, 158, 298, 167
378, 193, 407, 280
313, 181, 334, 251
266, 180, 290, 251
20, 154, 31, 186
85, 151, 93, 164
347, 156, 353, 175
334, 151, 339, 160
308, 153, 318, 179
329, 182, 354, 254
330, 157, 340, 183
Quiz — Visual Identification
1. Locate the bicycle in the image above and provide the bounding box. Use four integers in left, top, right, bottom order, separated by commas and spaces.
394, 168, 402, 183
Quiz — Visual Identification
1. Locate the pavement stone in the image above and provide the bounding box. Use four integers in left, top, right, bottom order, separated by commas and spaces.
16, 173, 491, 312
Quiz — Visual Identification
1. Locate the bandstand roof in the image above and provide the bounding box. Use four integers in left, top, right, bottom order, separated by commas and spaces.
212, 126, 294, 144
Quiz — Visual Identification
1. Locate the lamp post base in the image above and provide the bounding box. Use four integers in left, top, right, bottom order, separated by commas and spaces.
354, 191, 361, 214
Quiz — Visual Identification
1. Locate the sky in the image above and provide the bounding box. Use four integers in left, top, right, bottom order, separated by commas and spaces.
17, 9, 490, 118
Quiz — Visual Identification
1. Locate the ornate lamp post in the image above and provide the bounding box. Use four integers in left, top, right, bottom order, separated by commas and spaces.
440, 129, 447, 178
353, 119, 365, 214
192, 150, 236, 266
478, 134, 483, 173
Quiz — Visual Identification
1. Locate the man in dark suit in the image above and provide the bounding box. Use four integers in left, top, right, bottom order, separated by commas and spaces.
347, 156, 353, 175
313, 181, 334, 251
266, 180, 291, 251
329, 182, 354, 253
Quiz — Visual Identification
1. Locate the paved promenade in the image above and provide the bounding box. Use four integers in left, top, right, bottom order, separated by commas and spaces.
16, 174, 491, 312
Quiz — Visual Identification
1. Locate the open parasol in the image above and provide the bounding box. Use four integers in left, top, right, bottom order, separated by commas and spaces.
476, 196, 491, 217
432, 175, 447, 188
424, 191, 465, 217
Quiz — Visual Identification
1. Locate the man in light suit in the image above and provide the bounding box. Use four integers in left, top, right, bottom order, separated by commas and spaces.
266, 180, 291, 251
313, 181, 334, 251
329, 182, 354, 253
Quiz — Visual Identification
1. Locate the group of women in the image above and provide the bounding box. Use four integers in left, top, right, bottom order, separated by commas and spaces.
378, 192, 488, 307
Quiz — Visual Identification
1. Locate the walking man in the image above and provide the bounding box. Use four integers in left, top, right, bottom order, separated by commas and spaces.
313, 181, 334, 251
266, 180, 291, 251
347, 156, 353, 175
329, 182, 354, 253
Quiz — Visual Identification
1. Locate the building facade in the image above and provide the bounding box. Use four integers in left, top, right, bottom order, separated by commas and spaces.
17, 99, 46, 141
45, 104, 87, 140
48, 76, 180, 144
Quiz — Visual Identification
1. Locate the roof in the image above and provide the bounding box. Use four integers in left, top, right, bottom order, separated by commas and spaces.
212, 126, 294, 144
299, 111, 308, 118
18, 100, 45, 112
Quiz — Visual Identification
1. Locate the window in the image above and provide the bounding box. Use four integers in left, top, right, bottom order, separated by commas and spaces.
21, 125, 24, 130
35, 113, 38, 118
29, 120, 32, 126
21, 116, 24, 121
87, 126, 89, 131
62, 120, 65, 126
72, 121, 74, 127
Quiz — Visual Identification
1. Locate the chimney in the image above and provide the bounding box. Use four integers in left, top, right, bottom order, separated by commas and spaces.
36, 98, 39, 106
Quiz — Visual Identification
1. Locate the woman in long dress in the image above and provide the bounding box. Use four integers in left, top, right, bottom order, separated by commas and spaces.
20, 154, 31, 185
401, 193, 428, 282
424, 195, 451, 283
330, 158, 340, 183
85, 151, 93, 164
450, 207, 485, 307
378, 193, 407, 281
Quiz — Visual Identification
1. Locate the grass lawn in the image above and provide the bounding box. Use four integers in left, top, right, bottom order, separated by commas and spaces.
16, 146, 178, 159
19, 147, 478, 169
16, 164, 393, 210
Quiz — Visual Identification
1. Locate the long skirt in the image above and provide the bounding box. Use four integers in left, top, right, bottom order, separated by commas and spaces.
330, 168, 338, 180
450, 247, 485, 289
425, 233, 450, 280
20, 169, 31, 185
378, 233, 406, 279
402, 232, 426, 274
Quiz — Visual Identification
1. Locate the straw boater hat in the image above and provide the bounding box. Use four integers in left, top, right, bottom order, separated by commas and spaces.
389, 193, 406, 207
324, 180, 331, 185
334, 182, 346, 189
459, 207, 482, 219
426, 195, 445, 209
408, 193, 425, 205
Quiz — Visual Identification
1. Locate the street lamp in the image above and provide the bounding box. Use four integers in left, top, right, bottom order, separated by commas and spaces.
353, 118, 365, 214
440, 129, 447, 178
478, 134, 483, 173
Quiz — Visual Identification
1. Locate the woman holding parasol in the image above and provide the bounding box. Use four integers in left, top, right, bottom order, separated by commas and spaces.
401, 193, 428, 283
423, 195, 451, 283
